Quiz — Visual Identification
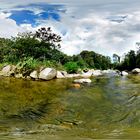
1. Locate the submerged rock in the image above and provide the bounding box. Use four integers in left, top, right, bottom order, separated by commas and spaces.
72, 83, 81, 88
39, 68, 57, 80
132, 68, 140, 74
74, 79, 92, 84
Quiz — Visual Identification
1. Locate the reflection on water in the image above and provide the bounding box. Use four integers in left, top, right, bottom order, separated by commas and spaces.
0, 75, 140, 139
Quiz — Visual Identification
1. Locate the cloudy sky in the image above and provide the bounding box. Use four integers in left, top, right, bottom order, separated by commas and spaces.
0, 0, 140, 57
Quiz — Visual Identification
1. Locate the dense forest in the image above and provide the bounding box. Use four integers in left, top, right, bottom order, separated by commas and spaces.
114, 49, 140, 71
0, 27, 112, 73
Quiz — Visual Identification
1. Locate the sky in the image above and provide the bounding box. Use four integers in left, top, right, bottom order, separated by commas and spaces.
0, 0, 140, 57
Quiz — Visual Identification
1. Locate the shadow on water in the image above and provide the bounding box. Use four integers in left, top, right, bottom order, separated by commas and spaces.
0, 75, 140, 139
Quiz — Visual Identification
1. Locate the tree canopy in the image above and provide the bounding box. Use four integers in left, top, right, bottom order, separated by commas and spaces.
0, 27, 112, 73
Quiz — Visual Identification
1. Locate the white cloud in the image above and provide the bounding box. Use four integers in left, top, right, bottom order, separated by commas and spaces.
57, 11, 140, 57
0, 0, 140, 57
0, 13, 20, 38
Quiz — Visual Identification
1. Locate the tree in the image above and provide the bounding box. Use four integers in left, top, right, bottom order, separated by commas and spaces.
5, 27, 63, 63
116, 50, 136, 71
35, 27, 61, 49
136, 48, 140, 68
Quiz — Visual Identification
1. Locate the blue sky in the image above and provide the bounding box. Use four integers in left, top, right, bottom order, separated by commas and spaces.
0, 0, 140, 57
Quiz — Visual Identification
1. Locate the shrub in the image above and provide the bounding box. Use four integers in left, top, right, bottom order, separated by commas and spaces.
16, 57, 39, 71
64, 61, 79, 73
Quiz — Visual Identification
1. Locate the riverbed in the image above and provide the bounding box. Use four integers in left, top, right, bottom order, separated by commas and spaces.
0, 75, 140, 139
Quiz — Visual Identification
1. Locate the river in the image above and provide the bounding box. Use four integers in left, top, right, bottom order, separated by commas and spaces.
0, 75, 140, 139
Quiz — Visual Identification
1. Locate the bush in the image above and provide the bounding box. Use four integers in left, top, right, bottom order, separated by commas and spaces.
64, 61, 79, 73
16, 57, 39, 71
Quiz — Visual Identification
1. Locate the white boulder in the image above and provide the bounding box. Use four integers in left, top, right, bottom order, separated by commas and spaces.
74, 79, 92, 84
81, 70, 93, 78
92, 70, 102, 76
39, 68, 57, 80
30, 70, 38, 79
121, 71, 128, 76
65, 74, 80, 78
102, 69, 119, 76
61, 71, 67, 76
56, 71, 65, 78
132, 68, 140, 74
0, 65, 16, 76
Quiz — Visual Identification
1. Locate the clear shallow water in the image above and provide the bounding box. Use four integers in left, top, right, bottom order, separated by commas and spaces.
0, 75, 140, 139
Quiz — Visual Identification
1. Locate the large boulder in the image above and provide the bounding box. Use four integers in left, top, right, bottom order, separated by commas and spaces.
39, 68, 57, 80
0, 65, 16, 76
74, 78, 92, 84
132, 68, 140, 74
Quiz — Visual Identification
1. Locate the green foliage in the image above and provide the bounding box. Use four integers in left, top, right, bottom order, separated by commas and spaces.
0, 38, 13, 63
115, 49, 140, 71
115, 50, 137, 71
79, 50, 111, 70
64, 62, 79, 73
0, 27, 112, 73
16, 57, 39, 70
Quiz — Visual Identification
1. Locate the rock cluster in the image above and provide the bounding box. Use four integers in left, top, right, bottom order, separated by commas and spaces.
1, 65, 139, 82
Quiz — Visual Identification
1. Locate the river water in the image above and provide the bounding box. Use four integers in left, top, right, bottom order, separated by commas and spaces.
0, 75, 140, 139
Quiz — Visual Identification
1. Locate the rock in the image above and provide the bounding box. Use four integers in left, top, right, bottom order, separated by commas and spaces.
81, 70, 93, 78
15, 74, 23, 78
102, 69, 119, 76
74, 79, 92, 84
39, 68, 57, 80
2, 65, 11, 73
72, 83, 81, 88
61, 71, 67, 76
92, 70, 102, 76
121, 71, 128, 76
30, 71, 38, 79
83, 69, 89, 73
26, 76, 31, 80
132, 68, 140, 74
65, 74, 80, 78
56, 71, 65, 78
1, 65, 16, 76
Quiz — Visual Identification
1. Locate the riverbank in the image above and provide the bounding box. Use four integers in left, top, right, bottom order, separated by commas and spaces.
0, 64, 140, 82
0, 65, 140, 81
